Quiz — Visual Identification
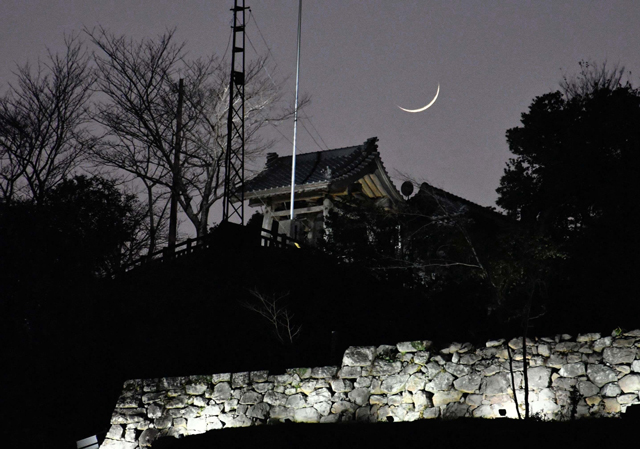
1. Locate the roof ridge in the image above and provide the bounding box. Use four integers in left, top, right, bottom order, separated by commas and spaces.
272, 137, 378, 160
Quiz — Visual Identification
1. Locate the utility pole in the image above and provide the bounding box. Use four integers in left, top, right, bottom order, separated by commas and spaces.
169, 78, 184, 248
289, 0, 302, 222
222, 0, 248, 224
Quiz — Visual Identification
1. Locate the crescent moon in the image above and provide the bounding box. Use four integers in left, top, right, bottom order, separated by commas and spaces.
398, 84, 440, 113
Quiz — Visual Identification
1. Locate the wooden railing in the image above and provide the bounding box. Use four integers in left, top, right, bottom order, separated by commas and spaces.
122, 225, 301, 273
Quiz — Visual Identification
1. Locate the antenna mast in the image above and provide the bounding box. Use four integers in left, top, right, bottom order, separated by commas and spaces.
222, 0, 248, 224
289, 0, 302, 220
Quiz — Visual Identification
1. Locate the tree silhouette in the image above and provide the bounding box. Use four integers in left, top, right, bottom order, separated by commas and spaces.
0, 35, 94, 203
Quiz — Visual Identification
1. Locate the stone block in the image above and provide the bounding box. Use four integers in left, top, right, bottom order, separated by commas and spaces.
355, 405, 373, 422
402, 363, 421, 375
106, 425, 124, 440
100, 440, 137, 449
342, 346, 376, 367
413, 351, 430, 365
247, 403, 270, 419
559, 362, 586, 378
285, 393, 307, 409
311, 366, 338, 378
147, 404, 162, 419
253, 382, 274, 394
313, 401, 331, 416
459, 353, 481, 365
271, 374, 293, 385
593, 337, 612, 352
211, 373, 231, 384
530, 400, 560, 417
486, 339, 505, 348
299, 380, 317, 394
537, 344, 550, 357
206, 417, 223, 430
250, 370, 269, 382
138, 428, 159, 447
203, 404, 222, 416
370, 395, 387, 405
619, 374, 640, 393
381, 374, 410, 394
331, 401, 358, 414
269, 406, 291, 420
263, 391, 288, 406
186, 417, 206, 434
587, 364, 618, 387
552, 377, 577, 390
454, 373, 483, 393
443, 402, 469, 419
577, 333, 601, 342
471, 404, 496, 418
330, 378, 353, 393
182, 406, 201, 419
371, 360, 402, 376
307, 388, 332, 405
603, 347, 636, 365
231, 372, 250, 388
601, 383, 622, 397
111, 411, 147, 425
239, 391, 262, 405
219, 414, 252, 428
413, 390, 430, 410
338, 366, 361, 378
482, 372, 510, 395
432, 390, 463, 407
320, 414, 340, 423
618, 393, 638, 404
116, 395, 139, 409
527, 367, 551, 388
482, 364, 502, 377
577, 380, 599, 397
613, 338, 637, 347
603, 398, 621, 414
185, 384, 207, 395
615, 365, 631, 374
422, 407, 440, 419
211, 382, 232, 402
154, 415, 172, 429
423, 362, 443, 379
445, 362, 472, 378
158, 377, 185, 391
425, 372, 454, 392
406, 373, 426, 392
546, 354, 566, 369
585, 395, 602, 406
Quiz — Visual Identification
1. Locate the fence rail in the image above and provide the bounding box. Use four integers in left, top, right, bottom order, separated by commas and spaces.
122, 225, 300, 273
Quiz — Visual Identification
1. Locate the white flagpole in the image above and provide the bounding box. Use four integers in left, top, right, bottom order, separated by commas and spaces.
289, 0, 302, 221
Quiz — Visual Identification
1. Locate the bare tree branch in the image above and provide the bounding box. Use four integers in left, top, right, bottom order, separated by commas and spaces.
0, 34, 94, 202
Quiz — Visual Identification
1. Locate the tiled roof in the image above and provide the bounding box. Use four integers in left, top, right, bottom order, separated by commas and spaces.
245, 137, 380, 196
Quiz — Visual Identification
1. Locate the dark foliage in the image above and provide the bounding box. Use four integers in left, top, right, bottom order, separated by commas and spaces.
497, 71, 640, 331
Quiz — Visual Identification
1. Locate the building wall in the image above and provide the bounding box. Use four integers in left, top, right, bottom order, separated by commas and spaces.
101, 329, 640, 448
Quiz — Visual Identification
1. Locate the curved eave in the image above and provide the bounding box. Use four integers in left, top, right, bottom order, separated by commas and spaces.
245, 181, 330, 201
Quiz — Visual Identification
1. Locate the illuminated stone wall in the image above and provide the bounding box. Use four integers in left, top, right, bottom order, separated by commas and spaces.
101, 329, 640, 448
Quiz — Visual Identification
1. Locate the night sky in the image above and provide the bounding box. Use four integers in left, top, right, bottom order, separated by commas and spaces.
2, 0, 639, 210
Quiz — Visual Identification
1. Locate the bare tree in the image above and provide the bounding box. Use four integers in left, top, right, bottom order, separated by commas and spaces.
87, 27, 303, 238
0, 35, 94, 202
243, 289, 302, 345
560, 60, 630, 99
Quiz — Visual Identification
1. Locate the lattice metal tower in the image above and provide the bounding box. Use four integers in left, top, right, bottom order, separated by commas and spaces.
222, 0, 248, 224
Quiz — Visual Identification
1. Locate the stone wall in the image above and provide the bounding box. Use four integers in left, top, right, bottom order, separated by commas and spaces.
101, 329, 640, 448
